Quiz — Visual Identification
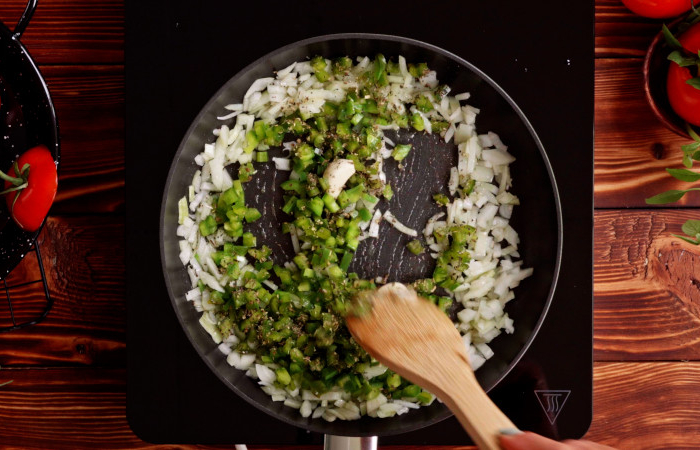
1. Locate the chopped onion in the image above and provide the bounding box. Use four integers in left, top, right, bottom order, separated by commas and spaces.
256, 364, 276, 386
363, 364, 388, 380
383, 211, 417, 237
272, 157, 291, 171
199, 314, 222, 344
482, 148, 516, 165
368, 209, 383, 238
217, 110, 242, 121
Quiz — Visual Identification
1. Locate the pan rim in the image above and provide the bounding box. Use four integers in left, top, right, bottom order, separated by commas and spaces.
159, 32, 562, 437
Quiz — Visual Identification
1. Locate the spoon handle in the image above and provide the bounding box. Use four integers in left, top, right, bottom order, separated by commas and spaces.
432, 365, 517, 450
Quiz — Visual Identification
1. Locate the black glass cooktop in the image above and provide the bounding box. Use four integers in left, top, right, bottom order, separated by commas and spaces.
126, 1, 593, 445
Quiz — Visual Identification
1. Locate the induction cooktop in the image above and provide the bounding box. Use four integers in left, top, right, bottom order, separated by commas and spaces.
125, 1, 593, 445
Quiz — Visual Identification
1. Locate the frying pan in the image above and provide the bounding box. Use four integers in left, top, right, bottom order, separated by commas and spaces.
161, 34, 561, 447
0, 0, 60, 279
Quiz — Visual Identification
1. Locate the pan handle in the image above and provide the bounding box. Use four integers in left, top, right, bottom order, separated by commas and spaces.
13, 0, 39, 39
323, 435, 377, 450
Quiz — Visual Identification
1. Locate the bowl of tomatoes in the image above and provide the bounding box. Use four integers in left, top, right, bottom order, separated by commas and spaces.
643, 13, 700, 138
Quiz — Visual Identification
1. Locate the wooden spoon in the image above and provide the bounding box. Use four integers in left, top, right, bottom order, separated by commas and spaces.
346, 283, 517, 450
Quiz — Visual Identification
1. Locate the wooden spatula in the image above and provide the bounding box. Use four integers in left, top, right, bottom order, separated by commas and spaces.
346, 283, 517, 450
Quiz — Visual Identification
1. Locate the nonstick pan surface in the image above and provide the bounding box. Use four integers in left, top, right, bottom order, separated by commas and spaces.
161, 34, 561, 437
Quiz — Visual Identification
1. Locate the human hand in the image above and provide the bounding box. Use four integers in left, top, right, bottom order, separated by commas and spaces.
499, 430, 616, 450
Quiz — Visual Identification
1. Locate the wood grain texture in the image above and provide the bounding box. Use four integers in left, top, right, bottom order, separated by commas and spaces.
45, 65, 125, 213
585, 362, 700, 449
595, 0, 669, 58
0, 0, 123, 65
594, 58, 700, 208
0, 368, 143, 449
595, 209, 700, 360
1, 363, 698, 449
595, 0, 665, 58
0, 216, 125, 367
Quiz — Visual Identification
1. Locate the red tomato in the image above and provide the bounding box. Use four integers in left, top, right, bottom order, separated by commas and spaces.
667, 23, 700, 127
3, 145, 58, 232
621, 0, 691, 18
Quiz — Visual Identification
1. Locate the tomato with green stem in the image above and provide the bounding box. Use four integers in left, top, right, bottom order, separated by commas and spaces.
622, 0, 692, 18
667, 21, 700, 126
0, 145, 58, 232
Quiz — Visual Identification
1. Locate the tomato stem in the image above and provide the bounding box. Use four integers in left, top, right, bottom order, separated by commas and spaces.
0, 183, 28, 196
0, 161, 30, 194
0, 169, 25, 186
0, 159, 31, 216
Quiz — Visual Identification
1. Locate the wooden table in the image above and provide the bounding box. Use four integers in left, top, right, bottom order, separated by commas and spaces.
1, 1, 699, 448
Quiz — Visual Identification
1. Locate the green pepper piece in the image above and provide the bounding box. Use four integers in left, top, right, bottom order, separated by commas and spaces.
198, 215, 218, 237
406, 239, 424, 255
415, 95, 434, 113
322, 193, 340, 213
410, 113, 425, 132
256, 151, 269, 163
308, 197, 324, 217
392, 144, 412, 161
242, 232, 256, 248
245, 207, 261, 223
244, 130, 258, 153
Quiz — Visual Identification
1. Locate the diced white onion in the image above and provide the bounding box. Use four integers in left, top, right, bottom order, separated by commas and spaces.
383, 210, 417, 237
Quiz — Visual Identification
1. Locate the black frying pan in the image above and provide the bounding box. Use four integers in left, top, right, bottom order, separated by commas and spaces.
0, 0, 60, 279
160, 34, 561, 443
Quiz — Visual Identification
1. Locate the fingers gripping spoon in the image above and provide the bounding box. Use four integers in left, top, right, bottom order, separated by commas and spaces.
346, 283, 517, 450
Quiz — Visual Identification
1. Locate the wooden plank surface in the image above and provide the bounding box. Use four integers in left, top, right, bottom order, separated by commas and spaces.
46, 65, 125, 213
1, 362, 698, 449
0, 0, 123, 65
0, 63, 125, 213
595, 0, 666, 58
594, 58, 700, 208
0, 217, 125, 367
595, 209, 700, 361
586, 362, 700, 448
